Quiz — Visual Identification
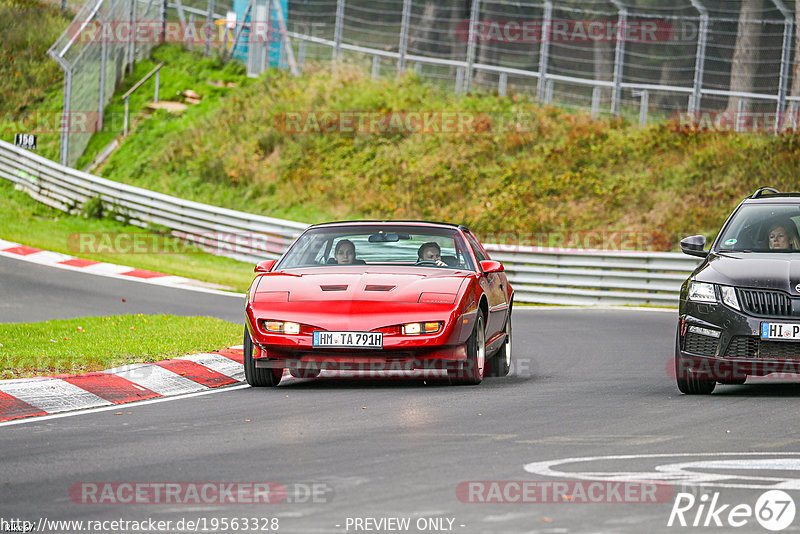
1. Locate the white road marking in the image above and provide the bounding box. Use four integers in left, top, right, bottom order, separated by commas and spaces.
0, 378, 111, 413
182, 353, 245, 381
104, 364, 209, 395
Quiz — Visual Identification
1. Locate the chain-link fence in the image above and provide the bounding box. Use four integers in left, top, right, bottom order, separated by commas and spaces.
49, 0, 800, 167
284, 0, 800, 127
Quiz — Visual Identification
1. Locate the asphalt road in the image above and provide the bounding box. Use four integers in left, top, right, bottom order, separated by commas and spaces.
0, 255, 244, 323
5, 256, 800, 533
6, 298, 800, 532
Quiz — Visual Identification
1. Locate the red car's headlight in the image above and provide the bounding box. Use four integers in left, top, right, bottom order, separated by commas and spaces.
262, 320, 301, 334
402, 322, 442, 335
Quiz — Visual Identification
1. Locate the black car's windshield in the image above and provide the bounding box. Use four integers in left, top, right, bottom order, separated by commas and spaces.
275, 225, 476, 270
716, 203, 800, 252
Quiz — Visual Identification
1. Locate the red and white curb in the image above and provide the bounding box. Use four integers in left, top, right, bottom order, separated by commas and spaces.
0, 238, 236, 295
0, 347, 246, 423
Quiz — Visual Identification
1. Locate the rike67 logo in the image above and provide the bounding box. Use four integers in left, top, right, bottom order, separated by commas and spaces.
668, 490, 796, 530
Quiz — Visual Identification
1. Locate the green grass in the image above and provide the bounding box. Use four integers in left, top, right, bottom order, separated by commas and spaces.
0, 314, 242, 378
0, 179, 258, 292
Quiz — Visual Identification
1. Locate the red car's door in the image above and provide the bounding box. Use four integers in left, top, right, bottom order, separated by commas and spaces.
463, 230, 510, 338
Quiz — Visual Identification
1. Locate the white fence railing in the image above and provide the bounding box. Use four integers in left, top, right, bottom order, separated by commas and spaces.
0, 139, 701, 305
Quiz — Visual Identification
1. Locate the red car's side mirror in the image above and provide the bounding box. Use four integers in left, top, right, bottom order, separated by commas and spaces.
254, 259, 276, 273
479, 260, 504, 274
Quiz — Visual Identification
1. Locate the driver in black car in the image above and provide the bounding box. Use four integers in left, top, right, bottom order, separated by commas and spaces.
417, 242, 447, 266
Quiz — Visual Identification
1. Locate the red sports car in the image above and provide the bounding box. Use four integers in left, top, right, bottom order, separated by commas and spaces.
244, 221, 513, 386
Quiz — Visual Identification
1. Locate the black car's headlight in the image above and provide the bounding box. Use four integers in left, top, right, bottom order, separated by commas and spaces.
688, 281, 716, 303
687, 282, 740, 310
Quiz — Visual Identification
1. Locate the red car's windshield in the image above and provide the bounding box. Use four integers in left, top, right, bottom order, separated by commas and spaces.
275, 225, 476, 270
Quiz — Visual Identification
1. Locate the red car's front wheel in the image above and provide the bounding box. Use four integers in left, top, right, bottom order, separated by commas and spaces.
244, 327, 283, 387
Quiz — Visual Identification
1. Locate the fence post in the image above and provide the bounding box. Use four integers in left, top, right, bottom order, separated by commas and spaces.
610, 1, 627, 116
463, 0, 481, 93
455, 67, 464, 96
498, 72, 507, 97
689, 0, 708, 114
770, 0, 793, 131
333, 0, 345, 61
98, 28, 108, 131
205, 0, 216, 57
128, 0, 136, 73
60, 68, 72, 166
161, 0, 167, 43
397, 0, 411, 74
735, 98, 746, 133
544, 79, 554, 104
537, 0, 552, 103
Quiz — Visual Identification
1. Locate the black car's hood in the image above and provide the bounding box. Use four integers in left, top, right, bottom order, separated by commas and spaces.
696, 252, 800, 294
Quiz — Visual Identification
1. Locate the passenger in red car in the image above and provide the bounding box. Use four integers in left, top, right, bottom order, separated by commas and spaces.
334, 239, 357, 264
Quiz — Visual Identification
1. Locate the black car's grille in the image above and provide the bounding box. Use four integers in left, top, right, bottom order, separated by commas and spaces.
725, 336, 759, 358
725, 336, 800, 359
684, 332, 719, 357
738, 289, 792, 317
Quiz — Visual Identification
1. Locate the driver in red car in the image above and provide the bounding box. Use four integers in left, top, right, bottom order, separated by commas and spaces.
334, 239, 357, 264
417, 242, 447, 267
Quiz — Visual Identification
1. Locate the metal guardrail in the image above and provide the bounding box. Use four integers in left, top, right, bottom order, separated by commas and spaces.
0, 139, 701, 305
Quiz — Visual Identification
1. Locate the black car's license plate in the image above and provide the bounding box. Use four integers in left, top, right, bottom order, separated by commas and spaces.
761, 322, 800, 341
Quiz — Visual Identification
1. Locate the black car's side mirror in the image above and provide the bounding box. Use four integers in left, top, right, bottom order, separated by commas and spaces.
680, 235, 708, 258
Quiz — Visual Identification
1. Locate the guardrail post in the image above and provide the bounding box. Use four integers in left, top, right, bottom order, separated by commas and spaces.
591, 86, 601, 118
463, 0, 481, 93
735, 98, 746, 133
537, 0, 552, 103
299, 41, 307, 73
610, 1, 627, 116
498, 72, 507, 97
371, 54, 380, 80
689, 1, 708, 114
333, 0, 345, 61
397, 0, 411, 74
544, 79, 554, 105
205, 0, 215, 56
124, 96, 130, 136
634, 89, 649, 126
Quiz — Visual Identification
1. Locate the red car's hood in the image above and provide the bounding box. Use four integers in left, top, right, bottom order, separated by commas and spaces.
253, 266, 470, 303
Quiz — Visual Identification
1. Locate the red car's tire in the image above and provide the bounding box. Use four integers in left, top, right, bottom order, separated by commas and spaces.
449, 310, 486, 385
244, 326, 283, 387
487, 312, 511, 377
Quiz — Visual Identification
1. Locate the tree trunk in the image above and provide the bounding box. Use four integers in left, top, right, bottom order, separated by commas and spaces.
727, 0, 764, 112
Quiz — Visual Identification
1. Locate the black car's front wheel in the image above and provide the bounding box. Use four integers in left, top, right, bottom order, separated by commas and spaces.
244, 326, 283, 387
675, 329, 715, 395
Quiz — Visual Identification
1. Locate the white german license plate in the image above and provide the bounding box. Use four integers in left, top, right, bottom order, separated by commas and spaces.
313, 331, 383, 349
761, 322, 800, 341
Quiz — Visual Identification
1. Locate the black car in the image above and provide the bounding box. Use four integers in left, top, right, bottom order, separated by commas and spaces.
676, 187, 800, 394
